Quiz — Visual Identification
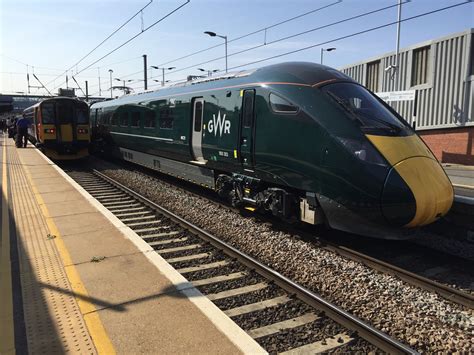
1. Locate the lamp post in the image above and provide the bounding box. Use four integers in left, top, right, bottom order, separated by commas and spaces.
197, 68, 219, 77
204, 31, 228, 73
320, 47, 336, 65
108, 69, 113, 98
151, 66, 175, 86
114, 78, 133, 94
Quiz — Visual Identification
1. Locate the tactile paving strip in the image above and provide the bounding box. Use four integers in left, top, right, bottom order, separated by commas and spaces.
7, 144, 96, 354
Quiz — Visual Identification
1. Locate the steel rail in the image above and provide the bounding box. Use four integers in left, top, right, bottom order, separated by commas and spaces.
92, 169, 417, 354
87, 156, 473, 310
321, 242, 474, 310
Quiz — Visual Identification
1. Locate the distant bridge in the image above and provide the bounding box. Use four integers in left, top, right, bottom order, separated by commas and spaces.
0, 94, 106, 115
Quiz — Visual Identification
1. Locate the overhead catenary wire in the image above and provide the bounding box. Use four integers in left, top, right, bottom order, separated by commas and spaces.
115, 0, 407, 89
42, 0, 154, 91
141, 0, 471, 91
224, 1, 471, 72
50, 0, 190, 93
155, 0, 343, 67
164, 0, 411, 77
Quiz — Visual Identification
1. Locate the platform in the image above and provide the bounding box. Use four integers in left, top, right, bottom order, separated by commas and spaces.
444, 164, 474, 206
0, 133, 264, 354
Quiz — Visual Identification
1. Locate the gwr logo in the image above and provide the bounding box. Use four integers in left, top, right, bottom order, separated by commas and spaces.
208, 111, 231, 137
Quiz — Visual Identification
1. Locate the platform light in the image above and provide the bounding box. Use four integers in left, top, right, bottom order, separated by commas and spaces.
204, 31, 228, 73
320, 47, 336, 65
150, 66, 176, 86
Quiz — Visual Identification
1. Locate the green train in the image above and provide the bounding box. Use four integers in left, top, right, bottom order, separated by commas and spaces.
90, 62, 453, 239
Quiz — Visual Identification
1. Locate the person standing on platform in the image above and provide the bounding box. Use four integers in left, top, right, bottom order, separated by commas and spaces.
16, 115, 30, 148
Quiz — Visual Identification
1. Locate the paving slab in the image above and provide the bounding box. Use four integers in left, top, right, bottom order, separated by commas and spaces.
7, 142, 263, 354
61, 225, 142, 265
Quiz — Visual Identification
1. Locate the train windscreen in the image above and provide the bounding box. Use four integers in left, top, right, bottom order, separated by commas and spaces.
322, 83, 411, 135
56, 100, 74, 124
41, 102, 55, 124
76, 105, 89, 124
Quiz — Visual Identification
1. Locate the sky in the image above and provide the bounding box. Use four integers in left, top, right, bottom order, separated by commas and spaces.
0, 0, 473, 97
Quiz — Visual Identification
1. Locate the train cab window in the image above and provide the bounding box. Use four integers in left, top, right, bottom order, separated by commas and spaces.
76, 106, 89, 124
41, 102, 55, 124
322, 82, 408, 133
269, 93, 298, 113
119, 112, 128, 126
144, 110, 156, 128
242, 90, 255, 127
57, 100, 74, 124
131, 112, 140, 127
159, 108, 174, 129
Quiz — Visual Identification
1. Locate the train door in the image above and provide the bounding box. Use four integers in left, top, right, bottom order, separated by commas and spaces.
34, 107, 40, 141
239, 89, 256, 168
56, 100, 75, 143
191, 98, 205, 162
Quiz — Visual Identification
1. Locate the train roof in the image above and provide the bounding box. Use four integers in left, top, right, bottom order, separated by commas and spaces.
23, 96, 88, 112
91, 62, 355, 109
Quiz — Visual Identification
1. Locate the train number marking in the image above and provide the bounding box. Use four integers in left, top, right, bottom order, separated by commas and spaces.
208, 111, 230, 137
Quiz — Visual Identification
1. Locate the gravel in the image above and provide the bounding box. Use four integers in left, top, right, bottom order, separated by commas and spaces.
98, 165, 474, 353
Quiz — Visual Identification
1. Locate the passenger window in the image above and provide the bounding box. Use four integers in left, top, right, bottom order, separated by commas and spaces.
159, 108, 174, 129
194, 101, 203, 132
111, 112, 118, 126
131, 112, 140, 127
269, 93, 298, 113
242, 90, 255, 127
119, 112, 128, 126
144, 110, 156, 128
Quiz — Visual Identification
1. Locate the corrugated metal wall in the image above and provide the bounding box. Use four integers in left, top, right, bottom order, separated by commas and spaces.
341, 29, 473, 130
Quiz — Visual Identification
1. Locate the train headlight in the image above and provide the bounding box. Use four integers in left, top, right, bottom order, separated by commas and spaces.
336, 137, 387, 166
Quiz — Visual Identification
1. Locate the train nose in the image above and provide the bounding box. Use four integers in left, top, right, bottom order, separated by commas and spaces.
382, 157, 453, 227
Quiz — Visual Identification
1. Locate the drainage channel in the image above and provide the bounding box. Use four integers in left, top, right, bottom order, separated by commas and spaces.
67, 169, 417, 354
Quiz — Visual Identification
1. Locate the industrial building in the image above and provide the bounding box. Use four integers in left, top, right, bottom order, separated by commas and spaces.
341, 28, 473, 165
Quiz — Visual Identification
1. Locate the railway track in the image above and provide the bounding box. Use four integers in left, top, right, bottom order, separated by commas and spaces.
110, 157, 474, 308
66, 168, 416, 354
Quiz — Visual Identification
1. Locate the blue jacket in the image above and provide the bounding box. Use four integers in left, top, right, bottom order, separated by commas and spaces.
16, 117, 30, 129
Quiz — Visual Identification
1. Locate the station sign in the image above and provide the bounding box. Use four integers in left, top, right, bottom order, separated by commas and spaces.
376, 90, 416, 102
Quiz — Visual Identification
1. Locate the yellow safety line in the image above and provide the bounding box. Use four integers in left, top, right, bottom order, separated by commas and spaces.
0, 135, 15, 354
21, 158, 116, 354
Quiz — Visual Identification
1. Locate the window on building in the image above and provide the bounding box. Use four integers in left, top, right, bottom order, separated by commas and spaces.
269, 93, 298, 113
131, 111, 140, 127
470, 36, 474, 75
119, 112, 128, 126
411, 46, 430, 86
144, 110, 156, 128
159, 107, 174, 129
366, 60, 380, 92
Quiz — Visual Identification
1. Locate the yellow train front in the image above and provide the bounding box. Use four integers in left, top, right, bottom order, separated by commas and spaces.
24, 97, 90, 160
